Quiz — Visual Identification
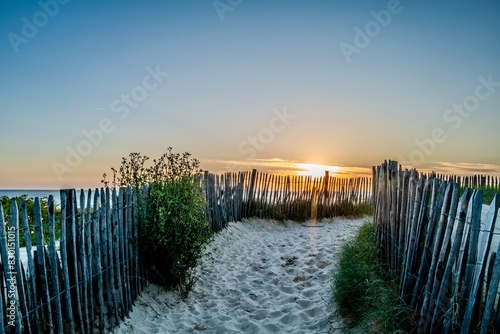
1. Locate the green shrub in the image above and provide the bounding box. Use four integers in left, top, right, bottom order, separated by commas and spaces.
332, 221, 415, 333
144, 177, 211, 290
1, 195, 61, 247
103, 147, 212, 292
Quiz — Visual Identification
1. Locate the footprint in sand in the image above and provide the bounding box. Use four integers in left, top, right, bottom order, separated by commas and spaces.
111, 218, 366, 334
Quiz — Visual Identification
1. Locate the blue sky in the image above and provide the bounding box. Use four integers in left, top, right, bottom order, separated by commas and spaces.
1, 0, 499, 188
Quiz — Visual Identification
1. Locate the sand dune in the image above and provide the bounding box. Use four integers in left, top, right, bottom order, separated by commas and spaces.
112, 217, 367, 334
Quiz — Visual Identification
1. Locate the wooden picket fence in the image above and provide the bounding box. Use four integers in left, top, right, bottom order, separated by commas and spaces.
462, 175, 500, 190
203, 169, 372, 230
0, 188, 144, 334
430, 173, 500, 192
0, 169, 372, 333
373, 160, 500, 333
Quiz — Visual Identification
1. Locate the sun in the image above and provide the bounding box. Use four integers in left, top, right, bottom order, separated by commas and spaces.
296, 163, 340, 177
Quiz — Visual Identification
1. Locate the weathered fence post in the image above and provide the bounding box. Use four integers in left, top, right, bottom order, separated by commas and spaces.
246, 169, 258, 217
79, 190, 91, 334
480, 197, 500, 334
47, 196, 64, 334
92, 189, 106, 332
34, 197, 55, 334
20, 200, 41, 333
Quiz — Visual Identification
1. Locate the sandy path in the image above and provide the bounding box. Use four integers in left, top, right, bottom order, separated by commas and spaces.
112, 217, 367, 334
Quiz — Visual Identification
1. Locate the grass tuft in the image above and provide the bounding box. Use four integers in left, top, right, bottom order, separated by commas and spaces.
332, 221, 416, 333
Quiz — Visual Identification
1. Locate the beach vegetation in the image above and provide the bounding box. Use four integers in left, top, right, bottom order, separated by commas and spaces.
460, 186, 499, 205
332, 220, 416, 333
1, 195, 62, 248
103, 147, 212, 293
246, 199, 373, 222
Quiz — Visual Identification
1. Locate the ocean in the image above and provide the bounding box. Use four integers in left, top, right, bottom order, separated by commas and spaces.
0, 189, 61, 202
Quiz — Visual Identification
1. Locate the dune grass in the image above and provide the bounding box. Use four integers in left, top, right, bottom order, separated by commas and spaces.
332, 221, 416, 333
248, 199, 373, 222
478, 187, 498, 205
460, 186, 499, 205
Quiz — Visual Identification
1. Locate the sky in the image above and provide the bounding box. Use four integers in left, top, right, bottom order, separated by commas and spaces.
1, 0, 499, 189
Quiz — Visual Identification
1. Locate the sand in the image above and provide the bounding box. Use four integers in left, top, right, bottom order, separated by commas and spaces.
111, 217, 367, 334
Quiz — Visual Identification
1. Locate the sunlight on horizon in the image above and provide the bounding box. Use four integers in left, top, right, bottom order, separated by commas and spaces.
203, 158, 374, 179
296, 163, 341, 177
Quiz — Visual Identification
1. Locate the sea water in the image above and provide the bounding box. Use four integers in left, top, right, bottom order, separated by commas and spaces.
0, 190, 61, 204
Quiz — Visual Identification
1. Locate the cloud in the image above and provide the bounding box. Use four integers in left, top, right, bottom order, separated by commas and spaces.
396, 160, 500, 178
425, 161, 500, 177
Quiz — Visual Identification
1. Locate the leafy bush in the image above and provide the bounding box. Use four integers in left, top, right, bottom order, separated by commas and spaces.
145, 177, 210, 290
103, 147, 211, 292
